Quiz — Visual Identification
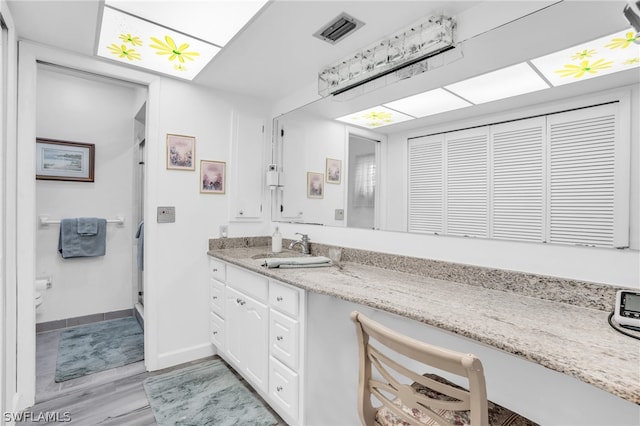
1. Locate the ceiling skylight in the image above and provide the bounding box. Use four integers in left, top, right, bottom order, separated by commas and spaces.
444, 63, 550, 104
97, 1, 268, 80
336, 106, 414, 129
530, 29, 640, 87
105, 1, 268, 47
383, 88, 472, 118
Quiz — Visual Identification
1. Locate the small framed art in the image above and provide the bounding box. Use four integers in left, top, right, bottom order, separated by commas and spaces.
326, 158, 342, 184
35, 138, 95, 182
307, 172, 324, 199
200, 160, 226, 194
166, 134, 195, 170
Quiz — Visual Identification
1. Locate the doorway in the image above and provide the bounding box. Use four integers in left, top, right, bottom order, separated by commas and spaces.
347, 134, 379, 229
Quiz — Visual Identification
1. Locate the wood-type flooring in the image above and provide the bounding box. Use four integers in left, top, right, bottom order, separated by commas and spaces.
20, 327, 284, 425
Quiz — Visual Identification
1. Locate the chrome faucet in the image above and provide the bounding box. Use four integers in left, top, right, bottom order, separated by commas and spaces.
288, 233, 310, 254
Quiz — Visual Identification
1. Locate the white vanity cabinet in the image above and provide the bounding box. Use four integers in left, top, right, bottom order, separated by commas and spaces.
268, 280, 305, 424
207, 256, 306, 425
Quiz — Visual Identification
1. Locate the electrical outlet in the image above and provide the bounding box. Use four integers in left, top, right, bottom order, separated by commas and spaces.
219, 225, 228, 238
335, 209, 345, 220
157, 206, 175, 223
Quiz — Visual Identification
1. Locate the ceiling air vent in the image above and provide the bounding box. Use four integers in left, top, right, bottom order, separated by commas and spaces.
313, 13, 365, 45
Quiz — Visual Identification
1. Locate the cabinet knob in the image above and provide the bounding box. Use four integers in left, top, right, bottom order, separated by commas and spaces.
212, 268, 218, 272
276, 335, 283, 341
276, 386, 283, 392
212, 296, 218, 300
276, 296, 283, 302
236, 298, 246, 306
212, 331, 218, 335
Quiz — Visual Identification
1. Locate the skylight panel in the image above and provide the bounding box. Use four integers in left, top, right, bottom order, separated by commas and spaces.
336, 106, 414, 129
97, 6, 221, 80
530, 28, 640, 87
444, 63, 550, 104
383, 88, 472, 117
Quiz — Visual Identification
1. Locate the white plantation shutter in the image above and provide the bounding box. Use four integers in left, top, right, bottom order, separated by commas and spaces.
491, 117, 545, 242
547, 104, 626, 248
408, 135, 444, 234
407, 102, 628, 248
445, 128, 489, 237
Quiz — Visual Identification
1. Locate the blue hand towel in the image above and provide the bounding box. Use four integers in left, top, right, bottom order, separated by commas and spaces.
77, 217, 99, 235
58, 218, 107, 258
135, 221, 144, 271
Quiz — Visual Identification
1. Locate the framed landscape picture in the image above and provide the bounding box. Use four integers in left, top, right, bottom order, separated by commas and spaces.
166, 134, 195, 170
326, 158, 342, 184
35, 138, 95, 182
200, 160, 226, 194
307, 172, 324, 199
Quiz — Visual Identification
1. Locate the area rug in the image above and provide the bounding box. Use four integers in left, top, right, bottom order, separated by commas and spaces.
143, 359, 279, 426
55, 316, 144, 382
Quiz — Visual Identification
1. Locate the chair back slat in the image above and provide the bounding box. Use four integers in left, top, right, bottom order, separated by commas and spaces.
351, 311, 490, 426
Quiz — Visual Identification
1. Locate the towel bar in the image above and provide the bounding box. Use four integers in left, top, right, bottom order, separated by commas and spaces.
38, 216, 125, 227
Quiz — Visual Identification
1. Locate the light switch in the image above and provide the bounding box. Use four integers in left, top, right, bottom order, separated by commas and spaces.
157, 206, 175, 223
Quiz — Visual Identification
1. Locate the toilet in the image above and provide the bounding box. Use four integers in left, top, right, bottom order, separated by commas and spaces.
34, 277, 50, 311
35, 291, 43, 309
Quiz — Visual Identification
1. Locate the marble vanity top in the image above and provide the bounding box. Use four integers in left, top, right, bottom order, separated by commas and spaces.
207, 244, 640, 405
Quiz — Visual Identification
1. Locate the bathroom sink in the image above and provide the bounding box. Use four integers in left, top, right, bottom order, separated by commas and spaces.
250, 250, 308, 260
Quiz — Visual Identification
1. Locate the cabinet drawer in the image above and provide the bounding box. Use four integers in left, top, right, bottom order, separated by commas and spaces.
209, 312, 225, 352
209, 279, 225, 317
208, 257, 226, 282
269, 280, 300, 317
270, 309, 300, 370
269, 356, 299, 423
227, 266, 268, 303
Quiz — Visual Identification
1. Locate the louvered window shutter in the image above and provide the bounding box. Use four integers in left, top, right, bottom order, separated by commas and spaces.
491, 117, 545, 242
547, 103, 627, 248
445, 128, 490, 237
408, 135, 444, 234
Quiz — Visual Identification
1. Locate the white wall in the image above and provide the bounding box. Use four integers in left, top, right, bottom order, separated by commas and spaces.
146, 77, 270, 369
34, 68, 141, 323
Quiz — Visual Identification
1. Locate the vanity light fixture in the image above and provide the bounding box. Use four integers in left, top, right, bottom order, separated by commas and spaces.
318, 15, 455, 97
97, 1, 268, 80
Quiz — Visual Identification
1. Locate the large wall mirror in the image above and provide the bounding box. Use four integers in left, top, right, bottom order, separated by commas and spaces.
271, 1, 639, 250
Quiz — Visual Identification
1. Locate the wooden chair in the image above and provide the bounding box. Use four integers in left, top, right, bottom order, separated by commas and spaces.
351, 311, 537, 426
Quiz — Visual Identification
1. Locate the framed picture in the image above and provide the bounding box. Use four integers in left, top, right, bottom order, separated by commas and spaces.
200, 160, 226, 194
166, 134, 195, 170
35, 138, 95, 182
307, 172, 324, 199
326, 158, 342, 184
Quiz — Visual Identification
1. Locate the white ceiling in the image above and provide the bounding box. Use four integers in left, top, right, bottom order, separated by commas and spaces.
6, 0, 478, 102
6, 0, 637, 120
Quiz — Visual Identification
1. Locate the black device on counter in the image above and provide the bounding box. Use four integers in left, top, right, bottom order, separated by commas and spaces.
614, 290, 640, 330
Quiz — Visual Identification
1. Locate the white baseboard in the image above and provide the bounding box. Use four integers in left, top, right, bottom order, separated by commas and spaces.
152, 342, 215, 371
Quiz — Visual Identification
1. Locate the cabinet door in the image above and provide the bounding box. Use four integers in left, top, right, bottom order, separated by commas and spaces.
225, 286, 269, 393
230, 111, 264, 219
225, 287, 245, 367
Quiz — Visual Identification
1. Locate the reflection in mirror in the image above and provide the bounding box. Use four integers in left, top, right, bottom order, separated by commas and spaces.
274, 109, 347, 227
347, 135, 378, 229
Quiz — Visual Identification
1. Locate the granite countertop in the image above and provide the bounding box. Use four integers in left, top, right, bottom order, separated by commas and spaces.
207, 245, 640, 405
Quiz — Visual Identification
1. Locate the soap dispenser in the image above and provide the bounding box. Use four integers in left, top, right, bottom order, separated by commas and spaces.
272, 226, 282, 253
